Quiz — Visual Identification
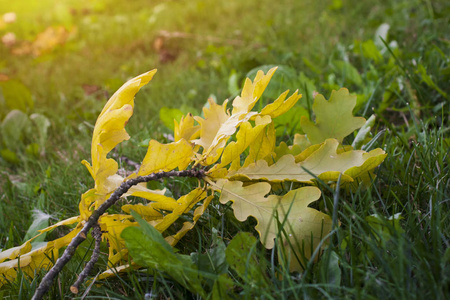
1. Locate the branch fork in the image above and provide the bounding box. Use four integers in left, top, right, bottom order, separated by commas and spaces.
32, 169, 205, 300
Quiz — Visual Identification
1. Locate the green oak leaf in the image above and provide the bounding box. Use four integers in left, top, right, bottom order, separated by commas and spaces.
1, 109, 32, 150
301, 88, 366, 144
122, 211, 206, 297
225, 232, 268, 287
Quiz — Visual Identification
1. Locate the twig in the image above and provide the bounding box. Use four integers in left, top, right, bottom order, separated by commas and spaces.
70, 223, 102, 294
32, 169, 205, 300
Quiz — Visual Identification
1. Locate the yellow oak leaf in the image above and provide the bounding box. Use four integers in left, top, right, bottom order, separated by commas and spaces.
192, 67, 286, 166
193, 98, 258, 165
97, 264, 134, 281
0, 216, 80, 286
111, 173, 169, 202
203, 112, 258, 165
0, 223, 80, 286
98, 214, 136, 262
125, 190, 173, 203
209, 115, 272, 173
98, 70, 156, 119
208, 179, 332, 271
0, 257, 29, 285
243, 121, 276, 167
40, 216, 81, 233
0, 215, 81, 274
230, 139, 386, 184
345, 148, 387, 178
164, 222, 195, 245
232, 67, 277, 114
193, 98, 230, 151
273, 142, 304, 164
301, 88, 366, 144
121, 203, 164, 220
193, 68, 280, 166
82, 70, 157, 195
192, 195, 214, 223
293, 134, 312, 152
0, 71, 177, 283
272, 134, 313, 164
207, 178, 271, 224
107, 249, 129, 268
138, 139, 194, 176
163, 194, 214, 245
294, 143, 322, 163
79, 188, 99, 220
79, 175, 169, 218
0, 246, 52, 285
94, 190, 210, 271
154, 188, 207, 233
174, 113, 200, 142
344, 148, 387, 188
120, 189, 179, 219
259, 90, 302, 119
0, 242, 32, 264
94, 193, 214, 280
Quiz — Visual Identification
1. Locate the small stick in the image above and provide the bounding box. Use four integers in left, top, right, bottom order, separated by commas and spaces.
32, 169, 205, 300
70, 223, 102, 294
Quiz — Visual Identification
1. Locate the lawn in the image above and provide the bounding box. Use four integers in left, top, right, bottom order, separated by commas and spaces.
0, 0, 449, 299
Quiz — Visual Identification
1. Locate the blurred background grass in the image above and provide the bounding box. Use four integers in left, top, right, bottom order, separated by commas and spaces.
0, 0, 449, 298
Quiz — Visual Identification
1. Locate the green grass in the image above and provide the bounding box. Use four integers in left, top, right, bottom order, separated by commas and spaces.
1, 0, 449, 299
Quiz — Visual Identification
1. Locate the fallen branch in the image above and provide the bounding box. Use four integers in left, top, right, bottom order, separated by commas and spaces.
32, 169, 205, 300
70, 222, 102, 294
